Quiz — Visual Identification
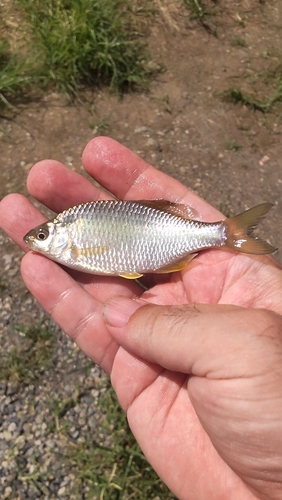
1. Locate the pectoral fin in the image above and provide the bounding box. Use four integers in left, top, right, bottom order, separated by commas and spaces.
155, 254, 197, 274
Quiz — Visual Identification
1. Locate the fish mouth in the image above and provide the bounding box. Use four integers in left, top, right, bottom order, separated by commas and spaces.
23, 233, 37, 250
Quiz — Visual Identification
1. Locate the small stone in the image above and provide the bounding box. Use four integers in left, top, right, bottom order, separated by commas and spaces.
3, 431, 12, 442
8, 422, 17, 433
2, 254, 13, 267
8, 267, 18, 277
28, 463, 36, 474
88, 415, 97, 429
66, 156, 73, 166
4, 486, 12, 499
15, 435, 26, 448
70, 430, 79, 439
35, 414, 43, 424
134, 126, 149, 134
146, 138, 158, 148
23, 422, 32, 433
58, 486, 67, 496
46, 439, 56, 449
6, 381, 19, 396
259, 155, 270, 166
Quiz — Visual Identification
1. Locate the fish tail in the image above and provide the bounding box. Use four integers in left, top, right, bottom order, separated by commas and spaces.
224, 203, 276, 254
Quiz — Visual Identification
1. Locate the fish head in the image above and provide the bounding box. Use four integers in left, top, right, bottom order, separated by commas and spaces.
23, 221, 71, 257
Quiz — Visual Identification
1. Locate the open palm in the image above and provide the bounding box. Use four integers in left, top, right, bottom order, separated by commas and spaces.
1, 137, 282, 500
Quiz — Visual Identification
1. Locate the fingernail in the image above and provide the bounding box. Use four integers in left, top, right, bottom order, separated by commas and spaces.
104, 297, 143, 328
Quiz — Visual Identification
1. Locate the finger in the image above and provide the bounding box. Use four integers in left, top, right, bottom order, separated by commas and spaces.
27, 160, 113, 213
104, 298, 282, 378
21, 251, 118, 373
0, 194, 46, 250
82, 137, 223, 220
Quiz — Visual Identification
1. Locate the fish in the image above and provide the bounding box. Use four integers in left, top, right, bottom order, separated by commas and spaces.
23, 200, 276, 279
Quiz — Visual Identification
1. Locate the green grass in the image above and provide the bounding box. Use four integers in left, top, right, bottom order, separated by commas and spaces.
225, 139, 241, 151
231, 37, 247, 48
0, 37, 33, 107
0, 276, 6, 292
89, 114, 112, 135
62, 379, 176, 499
183, 0, 212, 20
221, 86, 282, 113
183, 0, 218, 35
0, 0, 152, 106
17, 0, 151, 93
1, 329, 175, 498
0, 322, 56, 382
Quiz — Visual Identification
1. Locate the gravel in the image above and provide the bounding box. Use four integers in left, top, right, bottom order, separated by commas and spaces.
0, 242, 108, 499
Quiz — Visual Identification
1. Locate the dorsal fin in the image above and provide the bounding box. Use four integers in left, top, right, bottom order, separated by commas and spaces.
136, 199, 199, 220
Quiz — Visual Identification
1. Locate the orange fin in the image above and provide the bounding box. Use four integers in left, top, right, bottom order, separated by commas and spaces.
136, 199, 199, 220
224, 203, 276, 254
71, 245, 109, 259
155, 254, 197, 274
119, 272, 144, 279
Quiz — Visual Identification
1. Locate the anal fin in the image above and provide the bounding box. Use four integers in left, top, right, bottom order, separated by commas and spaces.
119, 272, 144, 280
155, 253, 197, 274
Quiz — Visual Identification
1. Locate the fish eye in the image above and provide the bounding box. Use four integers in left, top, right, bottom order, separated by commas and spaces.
36, 228, 49, 241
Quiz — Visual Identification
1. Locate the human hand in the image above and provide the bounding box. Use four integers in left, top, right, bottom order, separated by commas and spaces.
0, 137, 282, 500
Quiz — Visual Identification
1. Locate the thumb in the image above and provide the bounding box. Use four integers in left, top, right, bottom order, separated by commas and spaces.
104, 297, 281, 379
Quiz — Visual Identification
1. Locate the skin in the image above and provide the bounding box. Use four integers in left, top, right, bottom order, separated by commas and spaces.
1, 137, 282, 500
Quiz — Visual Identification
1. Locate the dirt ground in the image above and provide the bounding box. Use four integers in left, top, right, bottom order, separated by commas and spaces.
1, 1, 282, 258
0, 0, 282, 498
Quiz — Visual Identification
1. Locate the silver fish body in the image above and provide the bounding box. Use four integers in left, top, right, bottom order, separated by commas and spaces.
23, 200, 275, 278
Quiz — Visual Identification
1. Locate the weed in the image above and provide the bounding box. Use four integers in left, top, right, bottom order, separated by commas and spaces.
221, 87, 268, 113
237, 124, 250, 131
220, 87, 281, 113
261, 50, 271, 59
184, 0, 209, 19
0, 276, 6, 292
0, 37, 32, 108
153, 94, 172, 114
183, 0, 218, 35
89, 115, 111, 135
63, 379, 176, 499
231, 37, 247, 48
16, 0, 152, 94
48, 388, 96, 433
234, 13, 246, 27
0, 322, 56, 383
225, 139, 241, 151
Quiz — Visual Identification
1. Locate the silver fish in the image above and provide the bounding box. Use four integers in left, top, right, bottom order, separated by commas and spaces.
23, 200, 276, 279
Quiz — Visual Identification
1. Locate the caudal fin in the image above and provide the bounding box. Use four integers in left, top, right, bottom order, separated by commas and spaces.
224, 203, 276, 255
